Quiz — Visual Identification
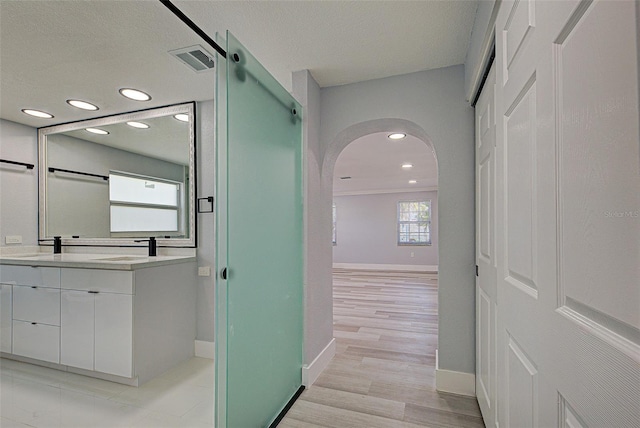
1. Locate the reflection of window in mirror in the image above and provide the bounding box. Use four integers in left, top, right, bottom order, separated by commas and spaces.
109, 171, 182, 235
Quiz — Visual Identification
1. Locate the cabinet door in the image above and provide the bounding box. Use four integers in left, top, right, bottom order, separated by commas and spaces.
1, 284, 11, 353
94, 293, 132, 378
60, 291, 94, 371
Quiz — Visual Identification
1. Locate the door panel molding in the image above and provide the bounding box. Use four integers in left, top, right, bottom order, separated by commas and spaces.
505, 332, 538, 428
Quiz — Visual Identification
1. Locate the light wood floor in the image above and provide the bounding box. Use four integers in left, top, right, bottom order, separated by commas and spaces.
281, 269, 485, 428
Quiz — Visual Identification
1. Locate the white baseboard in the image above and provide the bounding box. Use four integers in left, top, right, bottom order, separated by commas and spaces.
435, 368, 476, 396
302, 338, 336, 387
195, 340, 214, 360
333, 263, 438, 272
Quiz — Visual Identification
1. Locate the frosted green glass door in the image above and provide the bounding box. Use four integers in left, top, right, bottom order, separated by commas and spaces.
215, 32, 303, 428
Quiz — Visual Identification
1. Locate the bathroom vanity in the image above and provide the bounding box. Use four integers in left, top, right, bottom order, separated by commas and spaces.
0, 253, 196, 386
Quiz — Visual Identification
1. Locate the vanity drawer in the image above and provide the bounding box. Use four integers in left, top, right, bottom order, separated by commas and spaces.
13, 285, 60, 326
0, 265, 60, 288
12, 320, 60, 363
61, 268, 133, 294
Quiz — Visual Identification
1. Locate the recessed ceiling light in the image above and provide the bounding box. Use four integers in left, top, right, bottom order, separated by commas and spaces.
21, 109, 53, 119
388, 133, 406, 140
409, 180, 417, 184
119, 88, 151, 101
173, 113, 189, 122
402, 163, 413, 169
85, 128, 109, 135
126, 121, 149, 129
67, 99, 99, 111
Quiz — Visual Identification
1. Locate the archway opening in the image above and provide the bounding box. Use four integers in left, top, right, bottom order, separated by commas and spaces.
314, 120, 453, 420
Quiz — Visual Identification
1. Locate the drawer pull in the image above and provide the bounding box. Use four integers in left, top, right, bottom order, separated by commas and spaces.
31, 286, 37, 289
88, 291, 99, 294
31, 322, 37, 325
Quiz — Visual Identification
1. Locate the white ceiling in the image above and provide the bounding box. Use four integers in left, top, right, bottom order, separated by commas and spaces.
0, 0, 476, 190
334, 132, 438, 195
174, 0, 478, 89
0, 1, 214, 129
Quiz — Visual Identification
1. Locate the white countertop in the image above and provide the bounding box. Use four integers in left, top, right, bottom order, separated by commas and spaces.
0, 253, 196, 270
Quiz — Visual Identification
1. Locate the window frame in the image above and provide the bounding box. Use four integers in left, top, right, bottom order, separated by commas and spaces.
397, 200, 432, 246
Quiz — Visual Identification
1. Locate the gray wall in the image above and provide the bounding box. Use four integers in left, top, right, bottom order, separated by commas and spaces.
293, 70, 334, 365
297, 64, 475, 375
333, 191, 438, 266
0, 119, 38, 247
46, 134, 185, 238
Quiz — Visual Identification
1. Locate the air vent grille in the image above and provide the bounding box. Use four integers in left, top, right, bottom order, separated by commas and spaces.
169, 45, 215, 73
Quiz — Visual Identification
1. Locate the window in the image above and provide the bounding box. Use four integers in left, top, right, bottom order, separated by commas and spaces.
397, 200, 431, 245
332, 202, 337, 245
109, 171, 181, 233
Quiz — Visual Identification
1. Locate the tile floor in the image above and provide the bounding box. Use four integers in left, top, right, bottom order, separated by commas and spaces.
0, 357, 214, 427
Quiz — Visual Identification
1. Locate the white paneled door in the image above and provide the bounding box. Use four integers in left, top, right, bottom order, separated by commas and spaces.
476, 62, 497, 428
482, 0, 640, 426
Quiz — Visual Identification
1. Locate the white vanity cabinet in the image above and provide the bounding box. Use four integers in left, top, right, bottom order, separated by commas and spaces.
0, 266, 61, 363
60, 269, 134, 378
0, 284, 12, 353
0, 258, 196, 386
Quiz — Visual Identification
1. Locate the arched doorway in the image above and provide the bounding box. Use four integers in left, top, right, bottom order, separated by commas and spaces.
285, 118, 483, 425
322, 119, 439, 280
289, 119, 483, 424
332, 131, 438, 270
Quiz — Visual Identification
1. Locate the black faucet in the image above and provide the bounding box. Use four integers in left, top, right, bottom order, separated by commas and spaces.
134, 237, 157, 256
39, 236, 62, 254
53, 236, 62, 254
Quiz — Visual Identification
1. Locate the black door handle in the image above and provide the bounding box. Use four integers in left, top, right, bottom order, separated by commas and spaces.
220, 267, 227, 280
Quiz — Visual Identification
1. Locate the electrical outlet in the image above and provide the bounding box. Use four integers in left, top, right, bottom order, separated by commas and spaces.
410, 252, 415, 258
5, 235, 22, 244
198, 266, 211, 277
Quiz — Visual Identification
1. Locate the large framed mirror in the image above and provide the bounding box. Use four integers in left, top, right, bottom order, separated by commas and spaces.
38, 102, 196, 247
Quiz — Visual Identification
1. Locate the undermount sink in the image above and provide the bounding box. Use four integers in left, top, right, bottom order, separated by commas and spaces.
95, 256, 147, 262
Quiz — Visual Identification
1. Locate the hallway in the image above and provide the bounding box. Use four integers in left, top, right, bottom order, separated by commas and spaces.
282, 270, 484, 427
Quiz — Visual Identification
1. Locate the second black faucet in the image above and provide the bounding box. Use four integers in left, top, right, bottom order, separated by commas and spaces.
134, 237, 157, 257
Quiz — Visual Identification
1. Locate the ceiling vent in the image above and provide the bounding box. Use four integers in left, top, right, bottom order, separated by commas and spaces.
169, 45, 215, 73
